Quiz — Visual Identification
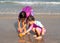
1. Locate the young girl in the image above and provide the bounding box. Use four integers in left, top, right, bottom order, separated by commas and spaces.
18, 11, 26, 33
18, 6, 34, 33
22, 15, 46, 39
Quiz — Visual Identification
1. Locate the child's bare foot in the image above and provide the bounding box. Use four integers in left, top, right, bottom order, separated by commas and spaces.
35, 36, 42, 40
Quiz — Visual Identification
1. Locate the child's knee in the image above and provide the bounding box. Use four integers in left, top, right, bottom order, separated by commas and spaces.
32, 28, 35, 32
42, 28, 46, 35
36, 27, 41, 33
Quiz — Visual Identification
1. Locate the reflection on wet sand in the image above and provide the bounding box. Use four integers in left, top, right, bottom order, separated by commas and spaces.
18, 34, 45, 43
0, 15, 60, 43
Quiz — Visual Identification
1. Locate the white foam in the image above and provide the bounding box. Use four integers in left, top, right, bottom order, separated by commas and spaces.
0, 1, 60, 4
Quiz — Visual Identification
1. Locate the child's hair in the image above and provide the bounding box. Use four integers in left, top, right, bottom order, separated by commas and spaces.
27, 15, 35, 21
18, 11, 26, 20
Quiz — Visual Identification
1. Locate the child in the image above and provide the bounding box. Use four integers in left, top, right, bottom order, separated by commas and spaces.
22, 15, 46, 39
18, 11, 26, 33
22, 6, 34, 17
18, 6, 34, 33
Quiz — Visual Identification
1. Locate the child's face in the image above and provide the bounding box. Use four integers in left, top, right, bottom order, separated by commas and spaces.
28, 21, 34, 25
21, 18, 26, 22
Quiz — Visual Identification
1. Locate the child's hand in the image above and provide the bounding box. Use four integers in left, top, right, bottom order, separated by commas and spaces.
22, 33, 25, 36
18, 28, 22, 33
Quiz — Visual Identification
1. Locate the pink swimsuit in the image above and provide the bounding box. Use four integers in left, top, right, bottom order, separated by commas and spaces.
22, 6, 34, 18
28, 21, 46, 35
29, 24, 42, 32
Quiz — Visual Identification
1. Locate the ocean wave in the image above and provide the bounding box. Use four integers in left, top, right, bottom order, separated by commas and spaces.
0, 1, 60, 4
0, 12, 60, 15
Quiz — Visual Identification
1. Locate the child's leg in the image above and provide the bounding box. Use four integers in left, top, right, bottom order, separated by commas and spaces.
42, 28, 46, 36
22, 22, 26, 32
32, 27, 42, 39
32, 28, 37, 37
35, 27, 42, 36
35, 27, 43, 39
32, 27, 42, 36
32, 28, 35, 32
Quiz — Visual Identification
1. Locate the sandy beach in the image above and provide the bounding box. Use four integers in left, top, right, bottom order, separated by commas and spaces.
0, 14, 60, 43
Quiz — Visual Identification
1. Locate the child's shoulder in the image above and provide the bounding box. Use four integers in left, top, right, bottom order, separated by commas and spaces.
35, 21, 43, 27
35, 21, 42, 25
35, 21, 41, 24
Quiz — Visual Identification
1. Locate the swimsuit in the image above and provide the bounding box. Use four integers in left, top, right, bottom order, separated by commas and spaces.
19, 6, 34, 18
29, 21, 44, 32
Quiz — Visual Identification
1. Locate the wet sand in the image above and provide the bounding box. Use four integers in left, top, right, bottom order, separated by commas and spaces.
0, 14, 60, 43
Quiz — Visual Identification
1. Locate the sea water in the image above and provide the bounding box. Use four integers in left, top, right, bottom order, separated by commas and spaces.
0, 0, 60, 15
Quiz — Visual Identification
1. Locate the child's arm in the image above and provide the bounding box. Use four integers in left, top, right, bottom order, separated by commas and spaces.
22, 23, 26, 32
18, 19, 22, 32
18, 19, 20, 28
22, 24, 33, 35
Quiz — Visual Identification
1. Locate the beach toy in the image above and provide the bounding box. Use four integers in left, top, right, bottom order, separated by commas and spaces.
18, 33, 24, 38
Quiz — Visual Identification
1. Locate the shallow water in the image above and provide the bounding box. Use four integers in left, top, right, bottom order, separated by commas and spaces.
0, 2, 60, 15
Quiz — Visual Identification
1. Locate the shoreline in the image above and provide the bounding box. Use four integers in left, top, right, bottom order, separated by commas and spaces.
0, 14, 60, 19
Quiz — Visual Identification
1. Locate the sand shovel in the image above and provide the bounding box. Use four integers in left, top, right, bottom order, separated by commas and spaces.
18, 33, 25, 38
